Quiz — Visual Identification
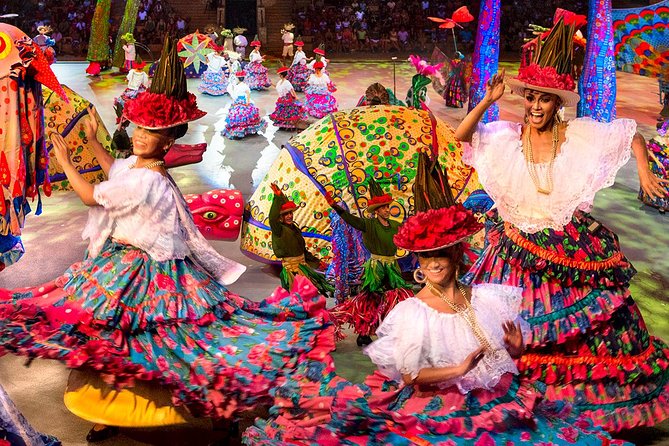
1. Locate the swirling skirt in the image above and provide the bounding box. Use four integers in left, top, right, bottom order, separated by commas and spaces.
198, 69, 229, 96
222, 97, 267, 139
638, 137, 669, 212
269, 95, 308, 129
462, 211, 669, 431
304, 86, 338, 119
245, 61, 271, 91
0, 240, 333, 420
287, 64, 310, 92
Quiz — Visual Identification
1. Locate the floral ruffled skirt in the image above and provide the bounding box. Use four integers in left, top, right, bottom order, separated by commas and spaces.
304, 86, 337, 119
463, 211, 669, 431
245, 61, 271, 91
222, 97, 267, 139
0, 240, 334, 420
269, 95, 308, 129
198, 69, 229, 96
287, 64, 310, 92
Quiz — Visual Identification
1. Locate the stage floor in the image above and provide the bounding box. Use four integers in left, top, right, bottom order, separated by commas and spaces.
0, 61, 667, 445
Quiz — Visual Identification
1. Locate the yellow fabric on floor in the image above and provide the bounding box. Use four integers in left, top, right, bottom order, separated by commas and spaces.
64, 370, 191, 427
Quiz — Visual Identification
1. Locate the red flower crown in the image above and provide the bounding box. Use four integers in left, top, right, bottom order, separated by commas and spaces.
367, 194, 392, 209
516, 63, 575, 92
124, 91, 206, 129
394, 204, 483, 252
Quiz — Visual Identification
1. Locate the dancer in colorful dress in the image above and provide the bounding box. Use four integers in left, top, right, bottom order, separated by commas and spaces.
308, 46, 336, 92
304, 61, 337, 119
198, 47, 228, 96
0, 39, 332, 443
287, 39, 311, 92
269, 66, 308, 130
33, 25, 56, 64
222, 71, 267, 139
245, 38, 272, 91
244, 152, 627, 446
269, 183, 334, 298
638, 118, 669, 213
444, 52, 467, 108
406, 54, 444, 109
454, 20, 669, 431
120, 32, 136, 73
327, 179, 412, 346
114, 61, 149, 110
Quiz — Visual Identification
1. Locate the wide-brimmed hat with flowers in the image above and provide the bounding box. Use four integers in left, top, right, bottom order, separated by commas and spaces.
283, 23, 295, 31
233, 26, 247, 35
280, 201, 298, 215
124, 37, 206, 130
121, 32, 135, 43
277, 66, 289, 75
394, 152, 482, 252
364, 177, 394, 212
250, 35, 261, 47
507, 12, 585, 107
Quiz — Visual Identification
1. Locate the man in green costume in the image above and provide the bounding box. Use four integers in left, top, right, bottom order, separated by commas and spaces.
269, 183, 333, 297
326, 179, 413, 346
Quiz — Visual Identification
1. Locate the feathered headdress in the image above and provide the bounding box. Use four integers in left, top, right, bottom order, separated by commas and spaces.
408, 54, 445, 85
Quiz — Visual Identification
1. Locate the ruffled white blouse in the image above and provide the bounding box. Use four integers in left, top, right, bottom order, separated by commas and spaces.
228, 81, 251, 100
307, 73, 331, 87
249, 50, 262, 63
276, 79, 294, 97
205, 53, 225, 72
291, 51, 307, 66
307, 59, 327, 70
83, 156, 246, 285
464, 118, 636, 233
365, 284, 527, 394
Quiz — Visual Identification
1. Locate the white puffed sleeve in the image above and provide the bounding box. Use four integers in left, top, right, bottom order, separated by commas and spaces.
463, 120, 521, 169
364, 299, 427, 382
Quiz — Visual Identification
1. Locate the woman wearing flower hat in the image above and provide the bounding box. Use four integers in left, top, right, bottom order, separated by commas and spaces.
268, 183, 334, 298
286, 38, 311, 92
304, 61, 338, 119
244, 152, 627, 445
245, 38, 271, 91
454, 19, 669, 431
114, 60, 149, 110
269, 66, 308, 130
121, 32, 136, 73
0, 39, 332, 443
308, 46, 336, 92
198, 46, 228, 96
223, 70, 267, 138
34, 25, 56, 65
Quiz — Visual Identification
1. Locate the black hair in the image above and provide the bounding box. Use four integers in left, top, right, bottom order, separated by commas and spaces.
166, 123, 188, 140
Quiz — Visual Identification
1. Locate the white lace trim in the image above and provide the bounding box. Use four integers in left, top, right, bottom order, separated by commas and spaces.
308, 73, 331, 87
276, 79, 294, 97
364, 284, 524, 394
465, 118, 636, 233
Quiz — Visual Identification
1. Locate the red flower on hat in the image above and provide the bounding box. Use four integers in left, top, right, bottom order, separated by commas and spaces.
277, 66, 289, 74
124, 91, 206, 129
280, 201, 297, 213
367, 194, 392, 208
394, 204, 483, 251
516, 63, 575, 92
313, 61, 324, 69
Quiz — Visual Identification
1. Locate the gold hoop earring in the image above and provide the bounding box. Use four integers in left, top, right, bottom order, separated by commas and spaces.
524, 115, 529, 124
413, 268, 426, 284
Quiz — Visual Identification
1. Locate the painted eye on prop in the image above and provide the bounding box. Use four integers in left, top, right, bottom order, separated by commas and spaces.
203, 211, 218, 220
0, 32, 12, 60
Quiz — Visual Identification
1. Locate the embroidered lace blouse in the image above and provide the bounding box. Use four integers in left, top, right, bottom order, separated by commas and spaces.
227, 81, 251, 100
307, 73, 331, 88
464, 118, 636, 233
364, 284, 527, 394
82, 156, 246, 285
276, 79, 294, 97
291, 51, 307, 66
249, 50, 262, 63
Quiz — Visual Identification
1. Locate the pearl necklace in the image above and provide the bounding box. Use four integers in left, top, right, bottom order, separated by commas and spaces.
425, 280, 496, 355
129, 160, 165, 170
523, 121, 559, 195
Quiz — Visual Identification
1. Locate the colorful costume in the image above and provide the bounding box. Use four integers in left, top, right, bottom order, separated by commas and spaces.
463, 117, 669, 432
307, 50, 336, 92
304, 68, 338, 119
198, 52, 229, 96
405, 55, 444, 109
0, 37, 332, 430
269, 75, 307, 130
269, 187, 334, 298
445, 57, 467, 108
287, 41, 310, 92
121, 33, 136, 72
245, 47, 271, 91
222, 76, 267, 139
34, 26, 56, 65
244, 154, 626, 446
638, 120, 669, 212
329, 185, 412, 343
114, 62, 149, 109
233, 28, 248, 59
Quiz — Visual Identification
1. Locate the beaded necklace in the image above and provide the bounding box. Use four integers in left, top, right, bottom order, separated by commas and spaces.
129, 160, 165, 170
523, 121, 559, 195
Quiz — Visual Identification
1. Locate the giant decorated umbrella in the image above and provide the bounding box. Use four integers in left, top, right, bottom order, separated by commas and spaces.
176, 31, 217, 78
241, 105, 482, 264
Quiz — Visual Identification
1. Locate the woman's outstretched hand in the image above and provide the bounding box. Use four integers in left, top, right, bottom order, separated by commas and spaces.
50, 133, 71, 166
503, 320, 524, 358
82, 104, 99, 142
484, 68, 506, 105
639, 166, 669, 200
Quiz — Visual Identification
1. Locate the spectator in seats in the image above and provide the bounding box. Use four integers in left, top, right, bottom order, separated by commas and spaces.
398, 27, 409, 49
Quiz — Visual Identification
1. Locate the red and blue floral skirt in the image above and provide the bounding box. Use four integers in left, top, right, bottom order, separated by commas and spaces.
269, 94, 308, 130
463, 210, 669, 432
198, 68, 229, 96
245, 61, 271, 91
0, 240, 334, 420
222, 96, 267, 139
304, 85, 338, 119
287, 64, 310, 92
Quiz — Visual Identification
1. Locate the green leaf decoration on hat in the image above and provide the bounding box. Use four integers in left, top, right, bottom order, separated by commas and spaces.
150, 36, 187, 100
533, 18, 577, 75
413, 151, 455, 213
368, 177, 386, 198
